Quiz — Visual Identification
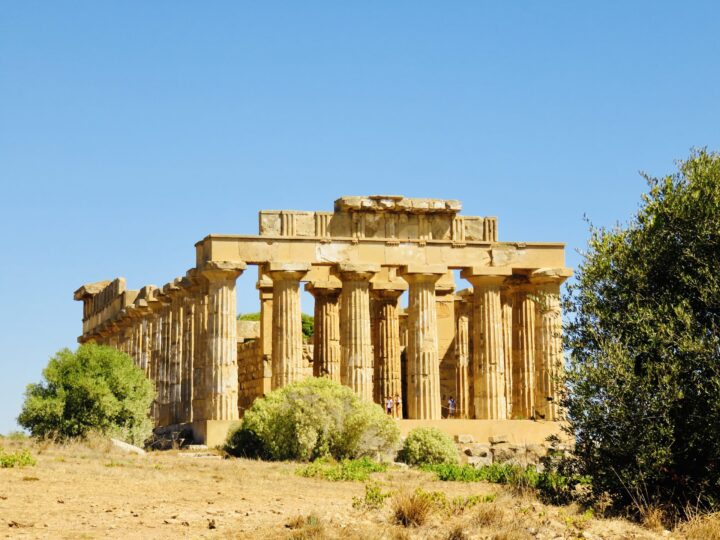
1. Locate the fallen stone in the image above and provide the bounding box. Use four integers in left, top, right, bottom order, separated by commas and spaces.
467, 455, 492, 468
463, 443, 491, 458
489, 434, 509, 444
490, 443, 515, 462
455, 434, 474, 444
110, 438, 146, 456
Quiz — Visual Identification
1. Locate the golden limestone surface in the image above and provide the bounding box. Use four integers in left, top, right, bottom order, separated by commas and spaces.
74, 196, 571, 445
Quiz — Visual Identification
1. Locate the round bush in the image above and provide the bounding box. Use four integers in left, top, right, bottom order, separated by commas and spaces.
398, 427, 458, 466
18, 344, 155, 446
225, 377, 400, 461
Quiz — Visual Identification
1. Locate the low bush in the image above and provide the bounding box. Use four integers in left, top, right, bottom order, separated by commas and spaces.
397, 427, 458, 466
421, 463, 591, 504
0, 448, 36, 468
352, 482, 392, 510
226, 377, 400, 461
296, 456, 387, 481
391, 490, 435, 527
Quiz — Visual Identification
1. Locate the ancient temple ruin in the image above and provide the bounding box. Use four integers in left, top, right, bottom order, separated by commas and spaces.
74, 196, 571, 445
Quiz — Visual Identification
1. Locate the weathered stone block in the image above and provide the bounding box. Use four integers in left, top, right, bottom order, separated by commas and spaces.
490, 443, 515, 462
489, 434, 509, 444
455, 434, 474, 444
467, 455, 492, 468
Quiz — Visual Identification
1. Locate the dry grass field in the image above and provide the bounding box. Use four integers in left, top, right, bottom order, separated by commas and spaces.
0, 435, 713, 539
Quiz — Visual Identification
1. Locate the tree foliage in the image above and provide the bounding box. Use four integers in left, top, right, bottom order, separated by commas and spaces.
225, 377, 399, 461
18, 344, 155, 446
564, 149, 720, 511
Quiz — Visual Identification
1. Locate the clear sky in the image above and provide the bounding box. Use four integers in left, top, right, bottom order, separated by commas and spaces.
1, 1, 718, 434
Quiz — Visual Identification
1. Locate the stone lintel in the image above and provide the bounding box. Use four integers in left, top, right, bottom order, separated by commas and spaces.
334, 195, 461, 214
305, 278, 342, 294
370, 280, 407, 292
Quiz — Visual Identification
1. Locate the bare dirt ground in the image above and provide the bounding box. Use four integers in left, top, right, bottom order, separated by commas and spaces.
0, 436, 674, 539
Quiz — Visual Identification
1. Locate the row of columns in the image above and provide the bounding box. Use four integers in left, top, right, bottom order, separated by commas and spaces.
91, 261, 247, 427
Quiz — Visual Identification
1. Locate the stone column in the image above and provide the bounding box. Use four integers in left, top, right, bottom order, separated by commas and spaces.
462, 267, 511, 420
157, 290, 173, 426
146, 292, 163, 424
401, 265, 445, 420
188, 268, 208, 422
257, 274, 273, 395
455, 310, 471, 419
165, 280, 184, 425
511, 279, 536, 419
371, 286, 404, 415
201, 261, 246, 421
501, 287, 514, 419
338, 264, 379, 401
306, 279, 342, 382
268, 263, 310, 389
531, 268, 572, 421
181, 287, 195, 423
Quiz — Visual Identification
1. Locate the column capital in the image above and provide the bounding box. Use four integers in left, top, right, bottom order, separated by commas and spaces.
305, 278, 342, 296
200, 260, 247, 281
337, 263, 380, 281
529, 267, 573, 285
267, 262, 310, 281
399, 264, 446, 284
461, 266, 512, 286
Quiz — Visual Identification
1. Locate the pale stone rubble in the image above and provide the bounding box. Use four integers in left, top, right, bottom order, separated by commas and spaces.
74, 195, 571, 445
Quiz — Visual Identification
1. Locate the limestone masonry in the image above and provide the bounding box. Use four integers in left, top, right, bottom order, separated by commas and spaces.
74, 196, 572, 445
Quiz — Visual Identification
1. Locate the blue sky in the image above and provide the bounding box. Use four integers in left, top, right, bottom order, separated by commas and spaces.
1, 1, 718, 433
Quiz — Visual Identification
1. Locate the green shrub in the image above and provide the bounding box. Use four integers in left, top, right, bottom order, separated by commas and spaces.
296, 456, 387, 481
225, 377, 399, 461
398, 427, 458, 466
0, 448, 36, 468
352, 482, 392, 509
421, 462, 590, 504
18, 344, 155, 446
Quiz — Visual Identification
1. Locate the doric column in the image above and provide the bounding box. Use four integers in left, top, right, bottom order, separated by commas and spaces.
257, 274, 273, 395
501, 286, 513, 419
531, 268, 572, 421
201, 261, 246, 421
371, 286, 405, 415
146, 291, 163, 424
455, 309, 471, 419
401, 265, 445, 420
338, 263, 379, 401
268, 263, 310, 389
156, 290, 173, 426
462, 267, 511, 420
306, 279, 342, 382
165, 280, 184, 425
511, 278, 536, 419
187, 268, 209, 422
181, 285, 195, 423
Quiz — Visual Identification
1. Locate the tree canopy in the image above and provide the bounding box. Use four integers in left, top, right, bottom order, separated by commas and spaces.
563, 149, 720, 512
18, 344, 155, 446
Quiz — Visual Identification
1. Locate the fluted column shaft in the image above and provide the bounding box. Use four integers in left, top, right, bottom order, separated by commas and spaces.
202, 262, 245, 421
181, 294, 195, 423
512, 285, 536, 419
371, 289, 403, 416
455, 312, 471, 419
339, 265, 378, 401
532, 278, 564, 421
191, 285, 209, 422
269, 265, 309, 389
309, 286, 341, 381
403, 270, 443, 420
501, 288, 514, 419
167, 289, 184, 424
463, 271, 509, 420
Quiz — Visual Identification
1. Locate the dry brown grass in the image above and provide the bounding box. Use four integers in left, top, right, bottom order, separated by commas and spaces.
640, 505, 668, 532
679, 511, 720, 540
391, 490, 434, 527
0, 436, 672, 539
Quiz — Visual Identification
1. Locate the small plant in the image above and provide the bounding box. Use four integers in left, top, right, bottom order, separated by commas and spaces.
296, 457, 387, 481
0, 448, 36, 468
391, 490, 434, 527
397, 427, 458, 466
285, 514, 324, 539
352, 482, 392, 510
449, 493, 496, 515
472, 503, 505, 527
446, 524, 469, 540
